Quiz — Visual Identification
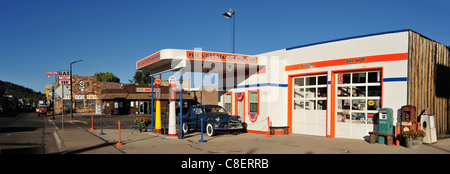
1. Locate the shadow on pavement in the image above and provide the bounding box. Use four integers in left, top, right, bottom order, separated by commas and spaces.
0, 127, 38, 133
65, 142, 118, 154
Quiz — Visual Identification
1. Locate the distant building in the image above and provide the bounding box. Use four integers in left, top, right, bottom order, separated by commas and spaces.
53, 75, 217, 116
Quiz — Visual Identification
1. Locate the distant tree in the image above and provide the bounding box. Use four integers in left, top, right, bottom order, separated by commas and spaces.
94, 72, 120, 83
129, 70, 151, 85
0, 80, 45, 105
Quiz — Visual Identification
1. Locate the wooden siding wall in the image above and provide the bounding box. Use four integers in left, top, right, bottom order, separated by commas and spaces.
407, 30, 450, 137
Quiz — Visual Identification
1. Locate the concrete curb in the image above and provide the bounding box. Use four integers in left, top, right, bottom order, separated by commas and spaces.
52, 130, 66, 154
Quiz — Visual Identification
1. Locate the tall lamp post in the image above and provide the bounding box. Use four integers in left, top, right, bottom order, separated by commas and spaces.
45, 72, 58, 120
70, 59, 83, 119
222, 8, 235, 53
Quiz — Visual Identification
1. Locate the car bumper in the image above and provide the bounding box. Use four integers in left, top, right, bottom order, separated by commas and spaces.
214, 123, 244, 130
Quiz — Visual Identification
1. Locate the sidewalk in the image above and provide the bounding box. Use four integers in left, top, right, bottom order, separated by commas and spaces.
87, 128, 450, 154
49, 114, 450, 154
51, 119, 123, 154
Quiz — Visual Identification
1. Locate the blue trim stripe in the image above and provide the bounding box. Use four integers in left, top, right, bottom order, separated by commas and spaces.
224, 77, 406, 90
383, 77, 407, 82
233, 83, 288, 89
230, 78, 405, 89
286, 29, 409, 51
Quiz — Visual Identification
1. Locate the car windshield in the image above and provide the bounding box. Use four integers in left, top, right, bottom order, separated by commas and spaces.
204, 106, 227, 114
39, 106, 46, 110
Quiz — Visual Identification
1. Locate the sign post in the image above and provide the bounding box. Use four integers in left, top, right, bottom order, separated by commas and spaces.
59, 70, 70, 130
151, 76, 154, 132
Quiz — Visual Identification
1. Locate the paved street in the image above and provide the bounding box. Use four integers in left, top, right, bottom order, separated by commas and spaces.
0, 112, 59, 154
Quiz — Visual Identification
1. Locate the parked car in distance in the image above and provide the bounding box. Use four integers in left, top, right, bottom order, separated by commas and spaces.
182, 104, 247, 136
37, 106, 47, 117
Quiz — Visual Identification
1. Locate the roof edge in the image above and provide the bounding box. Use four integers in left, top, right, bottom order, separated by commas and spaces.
286, 29, 410, 51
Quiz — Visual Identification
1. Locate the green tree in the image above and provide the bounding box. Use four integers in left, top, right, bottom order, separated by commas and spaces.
94, 72, 120, 83
129, 70, 151, 85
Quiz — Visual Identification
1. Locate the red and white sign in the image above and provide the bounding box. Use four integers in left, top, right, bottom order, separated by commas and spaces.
45, 71, 58, 75
59, 76, 70, 80
136, 88, 152, 92
168, 76, 176, 84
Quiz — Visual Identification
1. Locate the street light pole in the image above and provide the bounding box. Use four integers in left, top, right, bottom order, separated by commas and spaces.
223, 8, 236, 53
70, 59, 83, 119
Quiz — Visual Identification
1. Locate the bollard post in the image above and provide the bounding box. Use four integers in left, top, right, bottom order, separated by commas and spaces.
99, 116, 105, 135
396, 122, 400, 146
198, 118, 206, 143
90, 115, 95, 130
266, 116, 272, 137
116, 120, 123, 146
133, 115, 136, 130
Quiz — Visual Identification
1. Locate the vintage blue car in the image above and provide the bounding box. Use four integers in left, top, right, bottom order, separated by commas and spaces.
182, 105, 247, 136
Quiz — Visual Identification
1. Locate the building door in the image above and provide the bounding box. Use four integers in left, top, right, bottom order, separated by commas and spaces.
139, 101, 144, 114
143, 101, 148, 114
334, 70, 382, 139
234, 92, 245, 121
292, 74, 328, 136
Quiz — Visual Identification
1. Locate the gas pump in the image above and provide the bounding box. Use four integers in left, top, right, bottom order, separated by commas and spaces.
378, 108, 393, 144
167, 76, 177, 136
154, 78, 162, 133
419, 114, 437, 144
400, 105, 417, 133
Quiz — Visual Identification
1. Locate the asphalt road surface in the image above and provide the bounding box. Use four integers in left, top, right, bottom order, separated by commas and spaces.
0, 111, 59, 154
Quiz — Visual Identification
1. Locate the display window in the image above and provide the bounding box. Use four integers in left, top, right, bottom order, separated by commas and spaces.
75, 99, 85, 109
87, 99, 96, 109
336, 70, 381, 124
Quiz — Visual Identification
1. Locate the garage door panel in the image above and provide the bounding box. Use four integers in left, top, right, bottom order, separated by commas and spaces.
292, 74, 327, 137
334, 70, 382, 139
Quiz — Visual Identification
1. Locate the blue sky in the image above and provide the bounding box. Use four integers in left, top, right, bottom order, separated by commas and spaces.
0, 0, 449, 93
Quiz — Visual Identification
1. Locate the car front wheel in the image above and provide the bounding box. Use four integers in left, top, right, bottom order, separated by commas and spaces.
206, 123, 215, 136
182, 122, 189, 134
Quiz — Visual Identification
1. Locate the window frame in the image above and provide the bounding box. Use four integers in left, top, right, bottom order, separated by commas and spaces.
248, 90, 260, 115
293, 74, 328, 111
223, 92, 232, 114
336, 70, 382, 124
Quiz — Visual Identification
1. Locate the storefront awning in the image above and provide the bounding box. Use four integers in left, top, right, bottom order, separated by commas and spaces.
99, 93, 128, 100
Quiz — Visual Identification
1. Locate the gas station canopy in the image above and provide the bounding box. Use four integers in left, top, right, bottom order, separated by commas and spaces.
136, 49, 263, 76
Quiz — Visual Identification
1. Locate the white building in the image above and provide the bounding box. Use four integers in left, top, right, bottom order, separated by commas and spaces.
137, 29, 450, 140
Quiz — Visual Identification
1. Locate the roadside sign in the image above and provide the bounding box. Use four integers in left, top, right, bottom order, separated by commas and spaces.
59, 76, 70, 80
59, 80, 71, 85
58, 71, 70, 76
45, 71, 58, 75
59, 71, 71, 80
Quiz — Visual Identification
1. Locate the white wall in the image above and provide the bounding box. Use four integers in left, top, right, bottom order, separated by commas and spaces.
218, 31, 410, 139
284, 31, 409, 139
